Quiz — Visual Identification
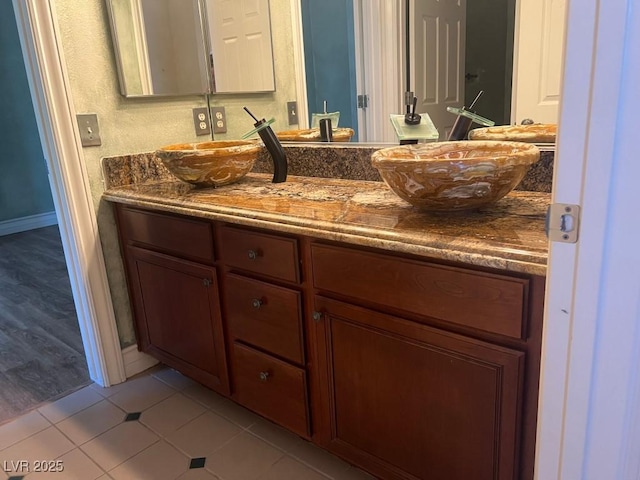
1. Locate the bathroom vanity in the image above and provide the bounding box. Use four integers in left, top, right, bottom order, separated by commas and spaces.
104, 166, 549, 480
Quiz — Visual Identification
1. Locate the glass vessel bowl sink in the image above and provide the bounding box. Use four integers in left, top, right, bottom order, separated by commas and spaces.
155, 140, 261, 187
371, 141, 540, 212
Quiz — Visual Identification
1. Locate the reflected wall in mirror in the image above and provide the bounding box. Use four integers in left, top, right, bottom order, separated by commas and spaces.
298, 0, 565, 143
204, 0, 276, 93
106, 0, 209, 96
106, 0, 277, 97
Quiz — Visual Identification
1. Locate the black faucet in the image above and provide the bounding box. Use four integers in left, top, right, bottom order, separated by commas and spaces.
244, 107, 287, 183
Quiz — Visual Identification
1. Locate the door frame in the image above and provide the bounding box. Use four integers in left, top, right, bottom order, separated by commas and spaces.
352, 0, 404, 143
12, 0, 126, 387
534, 0, 640, 477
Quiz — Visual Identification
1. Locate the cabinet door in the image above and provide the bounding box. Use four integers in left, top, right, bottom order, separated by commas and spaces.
126, 246, 229, 394
312, 297, 524, 480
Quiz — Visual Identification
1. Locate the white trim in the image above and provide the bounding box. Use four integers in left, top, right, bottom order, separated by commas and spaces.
130, 0, 153, 95
510, 0, 523, 124
0, 211, 57, 236
122, 345, 159, 378
536, 0, 640, 478
359, 0, 403, 143
352, 0, 367, 139
289, 0, 309, 129
13, 0, 126, 387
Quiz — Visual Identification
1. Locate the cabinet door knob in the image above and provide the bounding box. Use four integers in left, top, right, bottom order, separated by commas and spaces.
251, 298, 263, 309
312, 311, 323, 322
259, 371, 270, 382
202, 278, 212, 287
247, 249, 258, 260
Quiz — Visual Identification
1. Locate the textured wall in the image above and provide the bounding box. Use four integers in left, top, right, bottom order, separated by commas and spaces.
0, 2, 54, 223
53, 0, 297, 346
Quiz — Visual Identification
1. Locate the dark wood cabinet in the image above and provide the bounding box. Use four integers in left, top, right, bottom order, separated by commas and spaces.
232, 342, 310, 437
312, 296, 524, 480
113, 204, 544, 480
224, 274, 304, 365
115, 206, 228, 395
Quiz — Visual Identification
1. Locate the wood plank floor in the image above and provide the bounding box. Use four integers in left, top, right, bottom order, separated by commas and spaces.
0, 225, 89, 424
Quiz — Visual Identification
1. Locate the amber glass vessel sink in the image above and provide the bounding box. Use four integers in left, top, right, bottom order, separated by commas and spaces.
156, 140, 261, 187
371, 141, 540, 212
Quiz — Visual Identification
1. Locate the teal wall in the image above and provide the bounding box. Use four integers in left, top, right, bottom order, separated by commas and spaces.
0, 1, 54, 222
301, 0, 358, 140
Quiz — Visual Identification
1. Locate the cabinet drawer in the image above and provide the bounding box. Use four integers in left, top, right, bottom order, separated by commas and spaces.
225, 274, 304, 364
117, 206, 214, 263
232, 343, 310, 438
311, 243, 528, 339
218, 226, 299, 283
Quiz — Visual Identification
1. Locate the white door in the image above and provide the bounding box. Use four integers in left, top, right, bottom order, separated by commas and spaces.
411, 0, 466, 139
511, 0, 567, 124
205, 0, 275, 93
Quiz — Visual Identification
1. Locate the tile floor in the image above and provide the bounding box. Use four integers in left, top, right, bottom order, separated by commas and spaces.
0, 366, 376, 480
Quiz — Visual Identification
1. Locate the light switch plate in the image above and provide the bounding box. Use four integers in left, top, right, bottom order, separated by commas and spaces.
287, 101, 298, 125
192, 107, 211, 136
211, 106, 227, 134
76, 113, 101, 147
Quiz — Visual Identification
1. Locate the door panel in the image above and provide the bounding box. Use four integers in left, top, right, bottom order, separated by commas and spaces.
314, 296, 524, 480
512, 0, 567, 123
205, 0, 275, 92
412, 0, 467, 139
126, 246, 229, 393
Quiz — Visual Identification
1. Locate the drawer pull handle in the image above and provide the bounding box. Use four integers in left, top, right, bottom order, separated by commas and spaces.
251, 298, 263, 309
259, 371, 270, 382
247, 249, 259, 260
312, 311, 323, 322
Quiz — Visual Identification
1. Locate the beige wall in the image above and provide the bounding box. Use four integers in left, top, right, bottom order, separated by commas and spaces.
54, 0, 298, 346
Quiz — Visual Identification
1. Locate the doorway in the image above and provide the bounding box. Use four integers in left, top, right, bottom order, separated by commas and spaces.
0, 1, 89, 424
409, 0, 515, 138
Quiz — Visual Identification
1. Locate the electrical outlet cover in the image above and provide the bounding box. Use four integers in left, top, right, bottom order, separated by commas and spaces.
192, 107, 211, 136
211, 106, 227, 134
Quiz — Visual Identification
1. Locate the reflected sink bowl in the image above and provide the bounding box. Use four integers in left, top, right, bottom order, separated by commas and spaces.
155, 140, 261, 187
277, 127, 355, 142
469, 124, 557, 143
371, 141, 540, 212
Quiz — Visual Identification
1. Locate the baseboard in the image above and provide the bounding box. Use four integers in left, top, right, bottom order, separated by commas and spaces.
0, 211, 58, 236
122, 345, 159, 378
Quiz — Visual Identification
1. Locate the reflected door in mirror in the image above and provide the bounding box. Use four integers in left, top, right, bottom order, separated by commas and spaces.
205, 0, 276, 93
412, 0, 466, 140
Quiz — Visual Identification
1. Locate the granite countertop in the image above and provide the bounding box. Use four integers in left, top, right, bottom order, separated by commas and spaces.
103, 172, 550, 276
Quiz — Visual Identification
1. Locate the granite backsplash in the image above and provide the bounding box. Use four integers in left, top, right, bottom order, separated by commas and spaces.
102, 143, 554, 192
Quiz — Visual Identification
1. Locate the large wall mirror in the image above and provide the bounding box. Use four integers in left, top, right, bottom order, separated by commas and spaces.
106, 0, 276, 97
302, 0, 566, 143
106, 0, 565, 143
